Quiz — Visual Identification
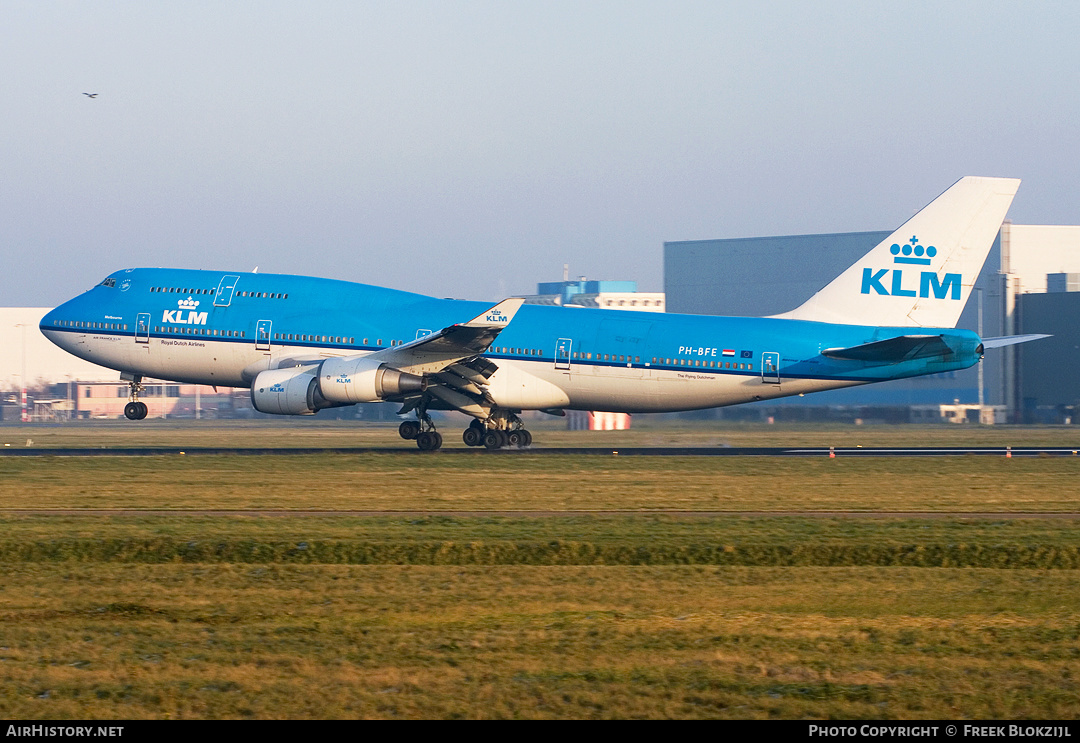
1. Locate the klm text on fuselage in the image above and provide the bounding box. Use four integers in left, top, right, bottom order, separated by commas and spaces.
161, 310, 208, 325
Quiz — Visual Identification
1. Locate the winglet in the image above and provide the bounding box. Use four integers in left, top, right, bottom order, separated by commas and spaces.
461, 298, 525, 328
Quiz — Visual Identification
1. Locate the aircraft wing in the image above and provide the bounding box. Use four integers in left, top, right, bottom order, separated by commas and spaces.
822, 335, 953, 362
354, 298, 525, 418
362, 297, 524, 375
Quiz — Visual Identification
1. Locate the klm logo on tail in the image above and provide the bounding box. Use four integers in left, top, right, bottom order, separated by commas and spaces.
860, 237, 961, 300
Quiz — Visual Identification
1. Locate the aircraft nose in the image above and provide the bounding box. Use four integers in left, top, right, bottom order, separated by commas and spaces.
40, 304, 64, 333
40, 296, 82, 337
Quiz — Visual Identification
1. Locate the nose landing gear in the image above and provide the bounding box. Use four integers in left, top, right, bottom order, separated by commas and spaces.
123, 376, 148, 420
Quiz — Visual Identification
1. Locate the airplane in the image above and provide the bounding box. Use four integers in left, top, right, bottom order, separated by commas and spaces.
40, 176, 1044, 450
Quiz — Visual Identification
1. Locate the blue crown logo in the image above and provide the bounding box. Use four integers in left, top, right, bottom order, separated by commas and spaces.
890, 236, 936, 265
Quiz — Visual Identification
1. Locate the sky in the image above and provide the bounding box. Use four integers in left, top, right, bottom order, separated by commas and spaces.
2, 0, 1079, 306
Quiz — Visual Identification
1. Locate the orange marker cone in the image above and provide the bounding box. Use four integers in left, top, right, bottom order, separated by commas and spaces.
829, 446, 835, 459
1006, 446, 1012, 459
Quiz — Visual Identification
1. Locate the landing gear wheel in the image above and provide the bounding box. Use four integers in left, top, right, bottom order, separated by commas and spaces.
124, 402, 142, 420
507, 430, 524, 448
521, 429, 532, 447
136, 401, 148, 420
399, 420, 421, 440
416, 431, 443, 451
483, 431, 502, 450
462, 427, 483, 447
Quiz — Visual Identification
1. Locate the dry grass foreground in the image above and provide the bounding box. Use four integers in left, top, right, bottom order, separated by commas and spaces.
1, 564, 1078, 719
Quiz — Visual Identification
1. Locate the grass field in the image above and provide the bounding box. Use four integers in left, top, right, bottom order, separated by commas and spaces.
2, 452, 1080, 512
1, 422, 1079, 719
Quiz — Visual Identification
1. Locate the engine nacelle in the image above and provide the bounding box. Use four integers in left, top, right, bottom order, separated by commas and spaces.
318, 356, 425, 403
250, 366, 345, 416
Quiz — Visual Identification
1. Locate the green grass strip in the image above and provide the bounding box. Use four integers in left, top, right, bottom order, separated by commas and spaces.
4, 538, 1080, 568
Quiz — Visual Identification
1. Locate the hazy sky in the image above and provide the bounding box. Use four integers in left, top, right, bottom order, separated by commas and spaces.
3, 1, 1078, 306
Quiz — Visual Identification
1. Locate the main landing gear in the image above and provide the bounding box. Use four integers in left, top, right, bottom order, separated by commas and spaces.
398, 408, 534, 451
461, 414, 533, 450
398, 408, 443, 451
123, 376, 148, 420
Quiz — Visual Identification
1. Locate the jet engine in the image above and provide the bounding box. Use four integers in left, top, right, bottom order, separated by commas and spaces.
250, 365, 340, 416
318, 356, 425, 404
250, 357, 425, 415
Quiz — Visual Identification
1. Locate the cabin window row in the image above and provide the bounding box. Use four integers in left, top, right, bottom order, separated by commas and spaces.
154, 326, 246, 338
275, 333, 356, 344
151, 287, 216, 295
652, 357, 751, 370
148, 287, 289, 300
569, 352, 640, 363
491, 347, 544, 357
53, 320, 128, 331
237, 291, 287, 299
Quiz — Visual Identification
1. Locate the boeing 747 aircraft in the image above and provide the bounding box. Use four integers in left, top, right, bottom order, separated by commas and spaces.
41, 176, 1040, 450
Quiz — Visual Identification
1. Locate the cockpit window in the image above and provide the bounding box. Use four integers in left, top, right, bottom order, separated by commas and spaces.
100, 278, 116, 288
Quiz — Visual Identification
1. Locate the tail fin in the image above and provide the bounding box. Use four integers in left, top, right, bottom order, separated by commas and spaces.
775, 176, 1020, 327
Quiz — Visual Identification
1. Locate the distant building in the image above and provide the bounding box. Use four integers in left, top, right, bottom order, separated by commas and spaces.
1015, 290, 1080, 421
566, 410, 632, 431
519, 274, 665, 312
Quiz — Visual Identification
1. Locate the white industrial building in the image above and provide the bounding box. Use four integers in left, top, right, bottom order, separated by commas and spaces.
0, 308, 119, 390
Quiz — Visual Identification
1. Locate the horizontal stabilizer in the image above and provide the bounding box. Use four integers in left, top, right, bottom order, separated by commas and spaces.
822, 335, 952, 362
980, 334, 1051, 349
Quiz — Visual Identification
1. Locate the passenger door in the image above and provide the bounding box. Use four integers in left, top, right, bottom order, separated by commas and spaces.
554, 337, 572, 370
761, 351, 780, 384
256, 320, 272, 351
135, 313, 150, 344
214, 275, 240, 307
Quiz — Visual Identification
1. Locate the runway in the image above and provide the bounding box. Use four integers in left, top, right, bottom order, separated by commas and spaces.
1, 445, 1079, 457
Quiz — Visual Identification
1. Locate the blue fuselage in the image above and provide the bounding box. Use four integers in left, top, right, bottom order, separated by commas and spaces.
41, 268, 983, 413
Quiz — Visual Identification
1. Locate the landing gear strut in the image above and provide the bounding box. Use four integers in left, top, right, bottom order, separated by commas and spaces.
123, 376, 148, 421
399, 400, 443, 451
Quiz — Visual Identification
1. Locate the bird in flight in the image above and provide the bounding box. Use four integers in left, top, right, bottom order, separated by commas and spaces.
83, 92, 98, 98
